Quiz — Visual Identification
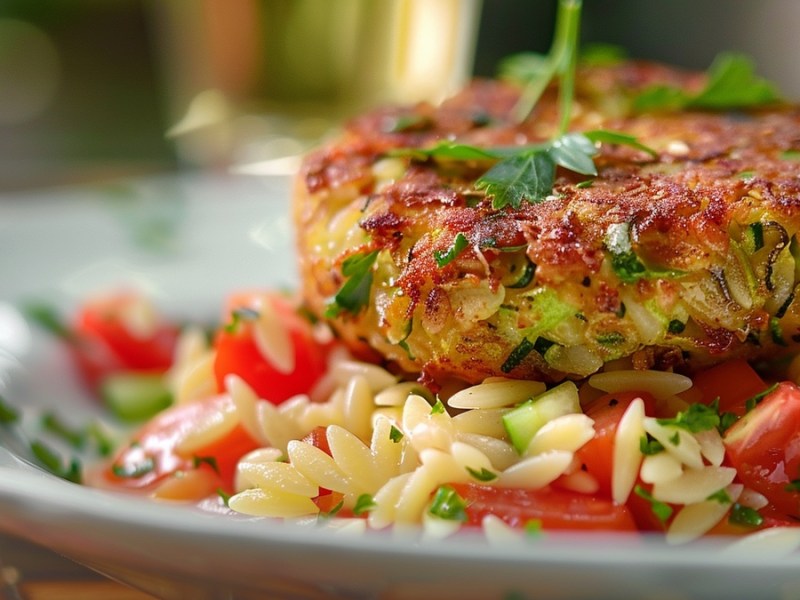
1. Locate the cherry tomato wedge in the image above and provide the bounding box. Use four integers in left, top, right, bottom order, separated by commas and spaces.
576, 390, 657, 499
692, 358, 768, 416
724, 381, 800, 518
70, 291, 179, 390
451, 483, 637, 532
101, 394, 260, 494
213, 291, 331, 404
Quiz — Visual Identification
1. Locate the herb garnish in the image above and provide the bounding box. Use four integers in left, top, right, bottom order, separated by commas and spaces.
325, 250, 379, 318
217, 488, 232, 507
0, 394, 19, 424
430, 399, 446, 415
22, 302, 74, 341
353, 493, 378, 515
224, 306, 260, 333
466, 466, 497, 482
707, 489, 732, 505
30, 440, 82, 483
434, 232, 470, 267
729, 503, 764, 528
633, 52, 782, 113
634, 485, 672, 523
639, 434, 665, 456
389, 425, 404, 443
428, 485, 469, 522
745, 382, 779, 413
656, 402, 720, 433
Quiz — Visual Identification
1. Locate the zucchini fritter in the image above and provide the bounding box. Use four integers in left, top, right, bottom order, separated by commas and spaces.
293, 61, 800, 385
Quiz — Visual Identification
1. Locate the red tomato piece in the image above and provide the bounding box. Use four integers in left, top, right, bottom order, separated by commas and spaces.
213, 291, 331, 404
576, 390, 656, 499
102, 394, 260, 494
71, 291, 179, 390
724, 381, 800, 518
451, 483, 637, 532
691, 358, 767, 416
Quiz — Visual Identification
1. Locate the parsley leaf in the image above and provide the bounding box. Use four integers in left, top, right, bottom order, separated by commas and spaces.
634, 485, 672, 523
634, 52, 782, 113
605, 222, 685, 283
466, 466, 497, 482
639, 434, 665, 456
657, 402, 720, 433
217, 488, 232, 507
434, 232, 470, 267
476, 151, 556, 209
326, 250, 379, 318
389, 425, 404, 443
729, 503, 764, 528
353, 493, 378, 515
0, 394, 20, 424
428, 485, 468, 522
224, 307, 260, 333
30, 440, 82, 483
22, 302, 74, 341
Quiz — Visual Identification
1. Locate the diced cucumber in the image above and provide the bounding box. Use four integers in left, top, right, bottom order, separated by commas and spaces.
100, 372, 172, 422
502, 381, 581, 454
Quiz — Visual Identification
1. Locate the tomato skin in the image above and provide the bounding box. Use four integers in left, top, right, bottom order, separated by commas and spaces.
724, 381, 800, 518
451, 483, 638, 532
213, 292, 331, 404
692, 359, 767, 416
103, 394, 260, 494
71, 291, 179, 390
576, 391, 656, 499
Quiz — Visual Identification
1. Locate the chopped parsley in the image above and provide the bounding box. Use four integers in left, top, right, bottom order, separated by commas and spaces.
389, 425, 404, 443
745, 382, 780, 413
729, 503, 764, 528
0, 395, 20, 424
634, 485, 672, 523
353, 493, 378, 516
30, 440, 81, 483
41, 413, 85, 449
318, 499, 345, 521
224, 306, 260, 333
434, 232, 470, 267
633, 52, 782, 112
466, 466, 497, 482
639, 434, 665, 456
524, 519, 544, 536
667, 319, 686, 334
428, 485, 469, 522
430, 399, 446, 415
217, 488, 232, 507
325, 250, 379, 318
656, 402, 720, 433
707, 488, 732, 504
784, 480, 800, 493
21, 302, 74, 341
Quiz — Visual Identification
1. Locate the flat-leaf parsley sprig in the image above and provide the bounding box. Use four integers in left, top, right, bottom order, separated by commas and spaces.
392, 130, 655, 210
390, 0, 655, 210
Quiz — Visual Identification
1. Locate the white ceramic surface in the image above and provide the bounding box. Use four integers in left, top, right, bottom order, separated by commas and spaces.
1, 174, 799, 600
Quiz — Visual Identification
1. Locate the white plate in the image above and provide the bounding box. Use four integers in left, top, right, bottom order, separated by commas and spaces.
1, 174, 798, 600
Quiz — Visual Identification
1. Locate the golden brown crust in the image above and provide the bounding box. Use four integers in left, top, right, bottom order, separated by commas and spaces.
293, 61, 800, 386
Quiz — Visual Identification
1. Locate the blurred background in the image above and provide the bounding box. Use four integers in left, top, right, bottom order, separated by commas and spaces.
1, 0, 799, 193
